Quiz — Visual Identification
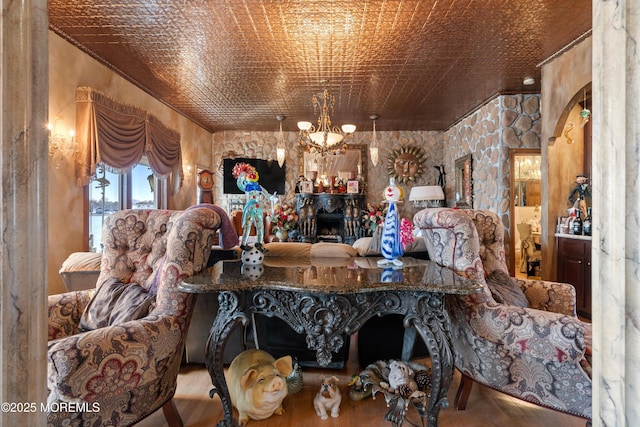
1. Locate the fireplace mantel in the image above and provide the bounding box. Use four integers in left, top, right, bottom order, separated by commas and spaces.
296, 193, 364, 244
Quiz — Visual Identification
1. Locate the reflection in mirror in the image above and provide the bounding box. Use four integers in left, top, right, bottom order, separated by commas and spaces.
454, 154, 473, 208
298, 144, 368, 182
513, 154, 541, 207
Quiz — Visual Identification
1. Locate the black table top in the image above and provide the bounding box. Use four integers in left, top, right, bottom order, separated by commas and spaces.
179, 257, 482, 296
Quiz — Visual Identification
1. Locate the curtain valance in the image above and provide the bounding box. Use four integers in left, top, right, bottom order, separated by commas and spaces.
75, 87, 183, 188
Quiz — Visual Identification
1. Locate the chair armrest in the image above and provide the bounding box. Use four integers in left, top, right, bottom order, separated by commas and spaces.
47, 290, 94, 340
517, 278, 577, 316
464, 301, 587, 364
47, 315, 182, 402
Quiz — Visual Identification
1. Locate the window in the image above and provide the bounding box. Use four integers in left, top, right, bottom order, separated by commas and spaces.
88, 158, 166, 252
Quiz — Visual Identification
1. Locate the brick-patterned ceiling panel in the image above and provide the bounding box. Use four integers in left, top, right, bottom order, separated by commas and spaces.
49, 0, 591, 132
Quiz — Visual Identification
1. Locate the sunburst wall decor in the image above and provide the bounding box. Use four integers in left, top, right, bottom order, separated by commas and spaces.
386, 145, 427, 185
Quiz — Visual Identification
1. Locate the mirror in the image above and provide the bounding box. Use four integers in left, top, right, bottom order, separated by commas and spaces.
298, 144, 368, 182
454, 154, 473, 208
513, 154, 541, 206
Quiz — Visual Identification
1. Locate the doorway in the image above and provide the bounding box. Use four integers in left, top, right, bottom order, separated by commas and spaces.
510, 149, 542, 278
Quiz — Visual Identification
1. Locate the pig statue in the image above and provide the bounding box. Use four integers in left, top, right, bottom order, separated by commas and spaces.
226, 349, 294, 425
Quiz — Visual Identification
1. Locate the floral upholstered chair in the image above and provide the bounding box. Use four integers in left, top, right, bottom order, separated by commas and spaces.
413, 208, 592, 421
47, 207, 221, 426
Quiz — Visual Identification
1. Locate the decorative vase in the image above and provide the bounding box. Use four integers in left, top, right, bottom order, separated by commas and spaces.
276, 229, 288, 242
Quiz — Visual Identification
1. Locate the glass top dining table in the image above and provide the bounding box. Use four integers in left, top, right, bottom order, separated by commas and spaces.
179, 256, 482, 427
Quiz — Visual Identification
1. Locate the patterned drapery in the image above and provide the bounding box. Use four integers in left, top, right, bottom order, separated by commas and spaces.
75, 87, 183, 190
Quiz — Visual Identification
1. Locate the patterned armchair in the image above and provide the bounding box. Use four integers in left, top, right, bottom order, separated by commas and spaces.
47, 207, 221, 426
413, 208, 592, 421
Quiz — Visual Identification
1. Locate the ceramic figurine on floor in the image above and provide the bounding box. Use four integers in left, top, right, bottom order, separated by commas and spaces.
377, 178, 404, 268
232, 162, 275, 251
348, 374, 372, 401
313, 375, 342, 420
383, 360, 418, 395
226, 349, 293, 426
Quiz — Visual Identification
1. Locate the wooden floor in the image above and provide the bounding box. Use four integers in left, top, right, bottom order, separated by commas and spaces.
138, 336, 588, 427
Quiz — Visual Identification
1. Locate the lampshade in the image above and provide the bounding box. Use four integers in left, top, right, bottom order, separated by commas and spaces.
409, 185, 445, 201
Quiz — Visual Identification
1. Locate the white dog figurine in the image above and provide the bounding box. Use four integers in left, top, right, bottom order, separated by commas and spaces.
313, 375, 342, 420
386, 360, 418, 393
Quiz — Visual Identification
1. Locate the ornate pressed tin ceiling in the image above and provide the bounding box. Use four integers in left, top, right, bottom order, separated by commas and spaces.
48, 0, 591, 133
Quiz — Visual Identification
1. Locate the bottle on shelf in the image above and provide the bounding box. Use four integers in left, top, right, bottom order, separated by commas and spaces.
583, 207, 592, 236
572, 209, 583, 235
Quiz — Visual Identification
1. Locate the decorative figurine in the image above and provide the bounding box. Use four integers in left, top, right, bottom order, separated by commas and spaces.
348, 374, 372, 401
313, 375, 342, 420
382, 360, 418, 395
568, 173, 592, 215
241, 244, 266, 265
232, 162, 275, 250
225, 349, 293, 426
377, 178, 404, 268
285, 357, 304, 395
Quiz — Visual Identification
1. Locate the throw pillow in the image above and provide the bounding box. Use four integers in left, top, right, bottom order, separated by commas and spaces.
59, 251, 102, 272
264, 242, 312, 257
79, 278, 156, 331
352, 237, 373, 256
485, 269, 528, 307
310, 242, 358, 258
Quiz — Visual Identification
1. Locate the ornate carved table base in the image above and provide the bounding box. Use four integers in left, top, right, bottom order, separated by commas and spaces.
205, 289, 454, 427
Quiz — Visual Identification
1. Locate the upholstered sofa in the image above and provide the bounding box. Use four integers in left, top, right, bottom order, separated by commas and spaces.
413, 208, 592, 420
47, 207, 222, 426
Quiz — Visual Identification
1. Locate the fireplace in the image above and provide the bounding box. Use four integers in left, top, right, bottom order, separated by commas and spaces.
316, 213, 345, 243
296, 193, 364, 244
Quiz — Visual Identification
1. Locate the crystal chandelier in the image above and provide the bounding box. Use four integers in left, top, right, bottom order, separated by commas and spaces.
297, 80, 356, 156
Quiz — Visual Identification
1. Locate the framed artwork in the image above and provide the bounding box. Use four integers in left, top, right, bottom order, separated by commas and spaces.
300, 180, 313, 194
455, 154, 473, 208
347, 180, 359, 194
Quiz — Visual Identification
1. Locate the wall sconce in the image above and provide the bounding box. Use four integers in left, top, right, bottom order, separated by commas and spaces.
369, 114, 379, 167
47, 115, 76, 169
184, 164, 194, 180
409, 185, 445, 208
276, 114, 286, 167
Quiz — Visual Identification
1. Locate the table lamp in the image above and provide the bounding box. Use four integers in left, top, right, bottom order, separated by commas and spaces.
409, 185, 445, 208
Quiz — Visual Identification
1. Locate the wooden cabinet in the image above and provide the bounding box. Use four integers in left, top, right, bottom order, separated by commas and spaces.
556, 236, 592, 319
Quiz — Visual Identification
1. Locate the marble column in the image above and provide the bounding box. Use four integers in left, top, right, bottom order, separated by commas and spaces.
592, 0, 640, 425
1, 0, 48, 424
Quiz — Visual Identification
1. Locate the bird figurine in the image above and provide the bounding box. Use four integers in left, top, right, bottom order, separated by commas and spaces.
348, 374, 372, 401
285, 357, 304, 395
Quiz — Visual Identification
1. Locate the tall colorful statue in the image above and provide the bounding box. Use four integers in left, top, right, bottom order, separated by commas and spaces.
377, 178, 405, 268
232, 162, 274, 250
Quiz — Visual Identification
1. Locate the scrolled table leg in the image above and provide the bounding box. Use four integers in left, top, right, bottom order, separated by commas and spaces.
205, 291, 248, 427
405, 292, 454, 427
